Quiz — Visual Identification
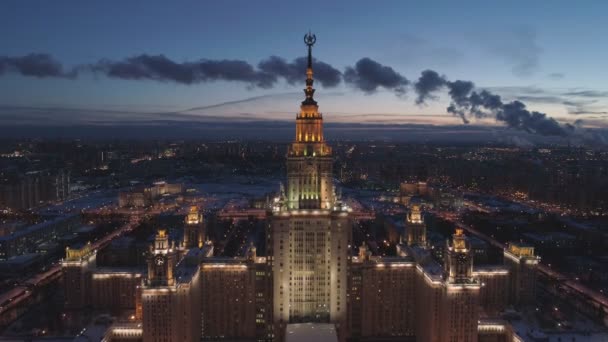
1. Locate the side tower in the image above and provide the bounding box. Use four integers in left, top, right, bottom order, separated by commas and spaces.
183, 205, 204, 249
405, 202, 426, 247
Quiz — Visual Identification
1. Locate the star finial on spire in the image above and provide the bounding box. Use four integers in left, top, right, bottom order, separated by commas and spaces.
302, 32, 317, 105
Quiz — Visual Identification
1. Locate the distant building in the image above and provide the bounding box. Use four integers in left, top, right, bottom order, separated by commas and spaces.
399, 181, 429, 205
0, 169, 70, 210
118, 182, 183, 208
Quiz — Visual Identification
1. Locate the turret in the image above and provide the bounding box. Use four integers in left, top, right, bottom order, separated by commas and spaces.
444, 229, 474, 283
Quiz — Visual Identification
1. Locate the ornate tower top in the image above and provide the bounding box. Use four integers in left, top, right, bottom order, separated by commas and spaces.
302, 31, 317, 106
444, 228, 474, 283
285, 33, 335, 210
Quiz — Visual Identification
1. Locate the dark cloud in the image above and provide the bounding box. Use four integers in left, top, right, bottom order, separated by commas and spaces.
499, 101, 571, 136
1, 53, 344, 89
92, 55, 196, 83
343, 58, 409, 96
91, 55, 276, 88
93, 54, 342, 89
414, 70, 446, 104
0, 53, 599, 139
414, 69, 573, 136
258, 56, 341, 87
0, 53, 75, 78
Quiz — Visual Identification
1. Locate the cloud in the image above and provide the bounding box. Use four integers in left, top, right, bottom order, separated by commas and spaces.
481, 86, 608, 119
0, 53, 75, 78
258, 56, 341, 87
413, 70, 573, 136
343, 58, 409, 96
414, 70, 446, 104
569, 110, 608, 115
92, 54, 343, 88
2, 52, 605, 139
90, 54, 276, 88
1, 53, 344, 89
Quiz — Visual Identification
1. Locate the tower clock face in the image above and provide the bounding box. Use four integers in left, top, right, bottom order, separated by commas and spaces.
457, 254, 469, 264
155, 255, 165, 266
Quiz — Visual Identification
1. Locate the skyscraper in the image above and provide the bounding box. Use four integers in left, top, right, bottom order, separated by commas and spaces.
268, 33, 352, 338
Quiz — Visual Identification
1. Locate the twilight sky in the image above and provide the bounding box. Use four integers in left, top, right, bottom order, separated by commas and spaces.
1, 0, 607, 134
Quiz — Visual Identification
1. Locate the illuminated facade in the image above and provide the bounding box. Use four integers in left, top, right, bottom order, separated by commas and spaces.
347, 244, 417, 340
90, 268, 143, 313
200, 244, 273, 341
473, 266, 510, 317
269, 33, 351, 337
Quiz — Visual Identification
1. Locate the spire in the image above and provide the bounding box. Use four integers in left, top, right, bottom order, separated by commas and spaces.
303, 31, 317, 106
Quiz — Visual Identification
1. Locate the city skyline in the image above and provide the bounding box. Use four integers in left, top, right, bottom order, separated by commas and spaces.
1, 1, 607, 137
1, 3, 608, 342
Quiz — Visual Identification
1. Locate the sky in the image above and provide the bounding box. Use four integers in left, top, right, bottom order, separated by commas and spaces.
0, 0, 607, 139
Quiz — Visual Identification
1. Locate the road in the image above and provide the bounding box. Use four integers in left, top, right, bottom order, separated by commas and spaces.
0, 214, 143, 321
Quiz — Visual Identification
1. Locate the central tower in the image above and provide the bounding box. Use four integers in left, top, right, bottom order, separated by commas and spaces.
286, 32, 334, 210
269, 33, 351, 340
